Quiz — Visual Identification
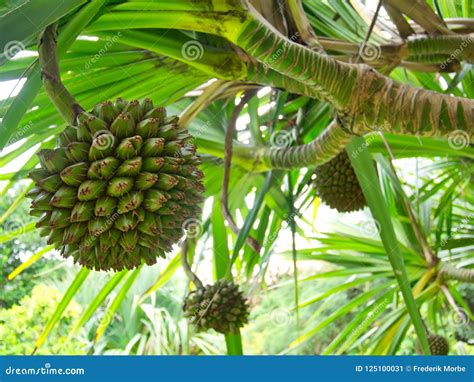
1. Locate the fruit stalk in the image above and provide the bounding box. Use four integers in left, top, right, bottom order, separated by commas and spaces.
181, 240, 203, 289
222, 90, 261, 253
38, 24, 84, 124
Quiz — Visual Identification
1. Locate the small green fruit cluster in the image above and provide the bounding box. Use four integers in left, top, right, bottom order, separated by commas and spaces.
313, 150, 366, 213
28, 98, 203, 271
183, 280, 250, 334
428, 333, 449, 355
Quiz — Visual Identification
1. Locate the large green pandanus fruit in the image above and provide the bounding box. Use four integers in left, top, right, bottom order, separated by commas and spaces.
27, 98, 204, 271
183, 279, 250, 334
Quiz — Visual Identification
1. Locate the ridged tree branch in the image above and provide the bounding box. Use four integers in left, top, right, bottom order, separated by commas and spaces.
345, 65, 474, 139
315, 34, 470, 71
86, 0, 474, 172
232, 121, 352, 171
89, 1, 474, 141
38, 25, 84, 124
235, 7, 357, 107
407, 34, 474, 65
233, 5, 474, 141
439, 264, 474, 283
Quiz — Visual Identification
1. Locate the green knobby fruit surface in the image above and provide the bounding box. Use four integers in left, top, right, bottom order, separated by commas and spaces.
28, 98, 204, 271
183, 280, 250, 334
428, 333, 449, 355
314, 150, 367, 213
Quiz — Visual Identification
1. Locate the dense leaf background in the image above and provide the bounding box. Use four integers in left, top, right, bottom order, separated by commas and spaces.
0, 0, 472, 355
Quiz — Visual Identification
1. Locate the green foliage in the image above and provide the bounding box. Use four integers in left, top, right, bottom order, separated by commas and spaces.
100, 303, 224, 355
0, 183, 63, 308
243, 274, 354, 355
74, 268, 224, 355
0, 284, 83, 355
0, 0, 472, 357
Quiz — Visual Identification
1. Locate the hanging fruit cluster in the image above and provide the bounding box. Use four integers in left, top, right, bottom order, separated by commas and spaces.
28, 98, 204, 271
183, 279, 250, 334
428, 333, 449, 355
313, 150, 367, 213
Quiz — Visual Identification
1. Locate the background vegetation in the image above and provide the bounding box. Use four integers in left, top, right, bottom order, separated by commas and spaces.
0, 0, 473, 355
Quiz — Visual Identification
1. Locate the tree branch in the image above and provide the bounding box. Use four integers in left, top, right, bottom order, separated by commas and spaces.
233, 121, 352, 171
407, 34, 474, 65
384, 2, 415, 39
439, 264, 474, 283
383, 0, 453, 35
284, 0, 324, 52
233, 5, 474, 141
222, 90, 262, 253
89, 1, 474, 140
38, 24, 83, 124
86, 1, 474, 172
